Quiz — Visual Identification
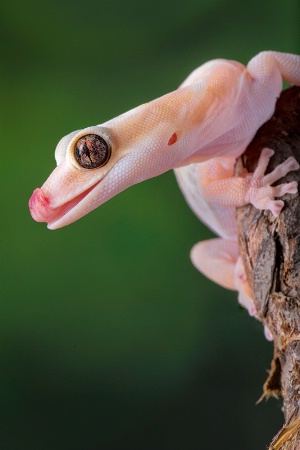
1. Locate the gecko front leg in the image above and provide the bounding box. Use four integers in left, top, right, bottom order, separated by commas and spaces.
202, 148, 299, 213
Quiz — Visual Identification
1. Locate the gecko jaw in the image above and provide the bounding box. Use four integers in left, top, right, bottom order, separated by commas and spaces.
29, 183, 98, 229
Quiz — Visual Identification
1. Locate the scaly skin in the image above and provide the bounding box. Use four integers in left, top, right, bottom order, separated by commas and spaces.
29, 51, 300, 335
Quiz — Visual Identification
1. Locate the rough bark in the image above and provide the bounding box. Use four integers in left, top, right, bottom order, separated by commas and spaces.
236, 86, 300, 449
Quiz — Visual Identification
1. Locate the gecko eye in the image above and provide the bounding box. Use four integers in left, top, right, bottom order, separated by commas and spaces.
74, 134, 111, 169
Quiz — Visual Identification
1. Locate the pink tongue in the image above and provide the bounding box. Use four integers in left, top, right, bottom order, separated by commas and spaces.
29, 188, 55, 223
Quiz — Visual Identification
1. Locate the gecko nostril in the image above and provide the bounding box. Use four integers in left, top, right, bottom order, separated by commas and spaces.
74, 134, 111, 169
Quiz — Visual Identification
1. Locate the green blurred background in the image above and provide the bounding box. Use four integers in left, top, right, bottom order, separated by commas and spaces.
1, 0, 299, 448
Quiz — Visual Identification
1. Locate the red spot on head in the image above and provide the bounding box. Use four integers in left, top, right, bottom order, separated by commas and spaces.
168, 132, 177, 146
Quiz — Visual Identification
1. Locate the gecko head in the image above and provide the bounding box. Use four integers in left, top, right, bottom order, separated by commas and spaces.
29, 118, 179, 229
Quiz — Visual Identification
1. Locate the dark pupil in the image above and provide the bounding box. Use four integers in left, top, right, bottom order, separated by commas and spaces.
74, 134, 110, 169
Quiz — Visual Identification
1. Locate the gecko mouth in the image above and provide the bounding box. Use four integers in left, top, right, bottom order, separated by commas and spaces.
29, 154, 135, 229
29, 182, 98, 228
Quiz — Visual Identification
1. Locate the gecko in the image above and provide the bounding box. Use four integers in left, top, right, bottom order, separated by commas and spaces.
29, 51, 300, 332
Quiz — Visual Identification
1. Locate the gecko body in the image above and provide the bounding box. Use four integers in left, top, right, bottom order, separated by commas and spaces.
29, 51, 300, 326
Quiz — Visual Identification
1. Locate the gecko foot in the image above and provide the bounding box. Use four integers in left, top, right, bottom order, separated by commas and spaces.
245, 148, 299, 217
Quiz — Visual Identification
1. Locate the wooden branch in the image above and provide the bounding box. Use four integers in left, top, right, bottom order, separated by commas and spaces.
236, 86, 300, 449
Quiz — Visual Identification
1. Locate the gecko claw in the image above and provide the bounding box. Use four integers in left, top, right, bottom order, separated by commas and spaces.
284, 157, 300, 172
270, 200, 284, 217
273, 181, 298, 197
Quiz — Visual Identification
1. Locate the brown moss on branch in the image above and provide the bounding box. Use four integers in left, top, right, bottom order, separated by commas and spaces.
236, 86, 300, 449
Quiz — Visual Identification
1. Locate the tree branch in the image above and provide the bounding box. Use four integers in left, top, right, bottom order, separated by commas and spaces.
236, 86, 300, 449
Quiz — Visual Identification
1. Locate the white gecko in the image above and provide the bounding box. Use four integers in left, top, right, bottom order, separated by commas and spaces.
29, 51, 300, 330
